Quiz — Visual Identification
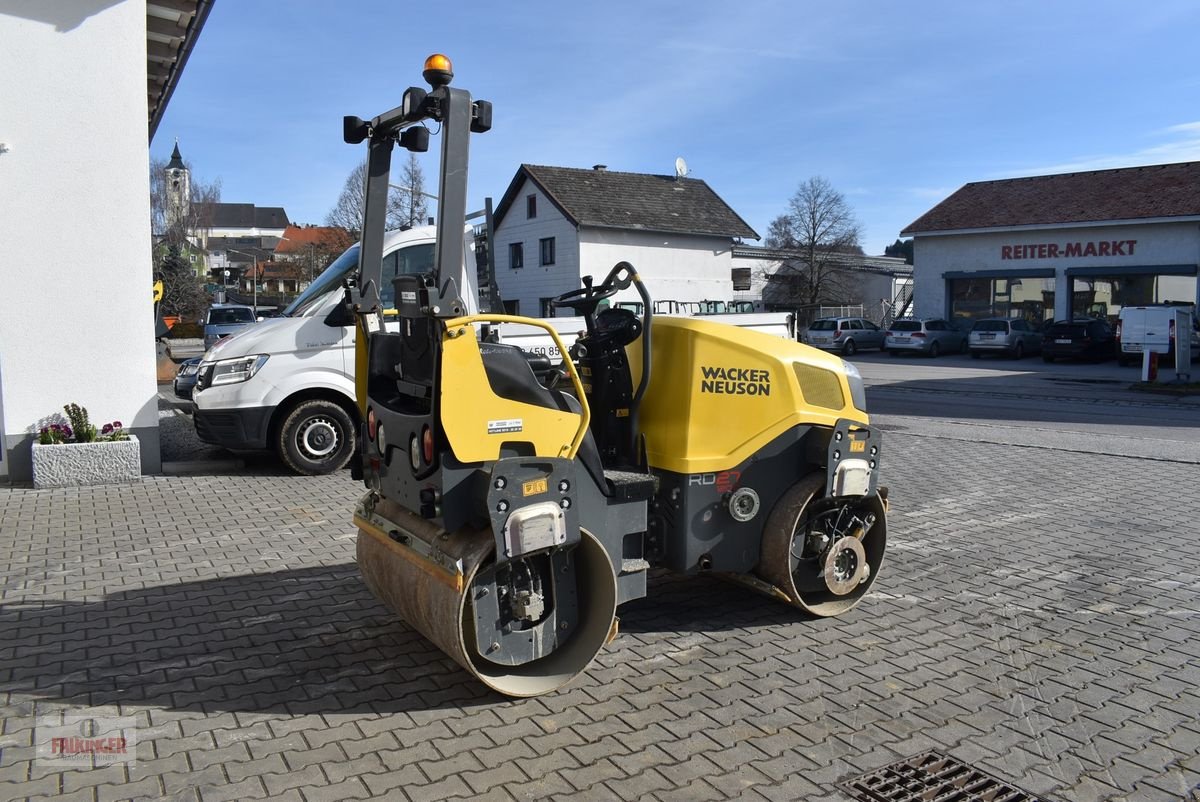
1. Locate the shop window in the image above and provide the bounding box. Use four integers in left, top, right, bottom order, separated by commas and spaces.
948, 276, 1054, 326
1072, 274, 1197, 325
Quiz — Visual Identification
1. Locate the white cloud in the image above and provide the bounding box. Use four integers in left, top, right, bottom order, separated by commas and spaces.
1000, 122, 1200, 177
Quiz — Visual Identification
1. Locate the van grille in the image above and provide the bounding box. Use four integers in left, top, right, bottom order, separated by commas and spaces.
792, 363, 844, 410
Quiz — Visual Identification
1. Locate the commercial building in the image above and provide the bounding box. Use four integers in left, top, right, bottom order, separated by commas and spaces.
902, 162, 1200, 326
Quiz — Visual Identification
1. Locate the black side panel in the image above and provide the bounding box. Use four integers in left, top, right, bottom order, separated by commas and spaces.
649, 425, 822, 574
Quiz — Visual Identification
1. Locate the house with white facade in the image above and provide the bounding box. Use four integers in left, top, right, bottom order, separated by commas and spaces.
491, 165, 758, 316
0, 1, 210, 482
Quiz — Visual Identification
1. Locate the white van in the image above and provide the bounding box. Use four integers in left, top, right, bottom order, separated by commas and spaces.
190, 226, 584, 474
191, 225, 796, 474
1116, 304, 1199, 367
192, 227, 440, 474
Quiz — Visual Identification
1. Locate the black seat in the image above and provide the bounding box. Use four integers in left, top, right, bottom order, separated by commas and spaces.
478, 343, 608, 495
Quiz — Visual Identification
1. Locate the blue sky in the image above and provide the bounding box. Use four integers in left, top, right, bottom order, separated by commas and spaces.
153, 0, 1200, 254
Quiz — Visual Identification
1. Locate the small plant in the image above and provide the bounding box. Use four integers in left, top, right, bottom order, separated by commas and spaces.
64, 403, 97, 443
37, 424, 72, 444
38, 405, 129, 444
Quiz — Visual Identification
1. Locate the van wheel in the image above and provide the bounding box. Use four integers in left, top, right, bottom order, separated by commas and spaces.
278, 400, 356, 475
842, 339, 857, 357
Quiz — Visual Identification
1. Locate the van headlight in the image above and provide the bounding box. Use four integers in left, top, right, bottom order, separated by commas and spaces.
843, 361, 867, 412
209, 354, 269, 386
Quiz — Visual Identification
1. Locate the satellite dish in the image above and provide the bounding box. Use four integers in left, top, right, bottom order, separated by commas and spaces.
675, 156, 688, 178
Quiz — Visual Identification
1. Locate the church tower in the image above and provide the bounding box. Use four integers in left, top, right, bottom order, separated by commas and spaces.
165, 140, 190, 229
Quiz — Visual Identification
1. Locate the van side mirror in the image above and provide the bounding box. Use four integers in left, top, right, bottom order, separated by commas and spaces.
324, 292, 356, 328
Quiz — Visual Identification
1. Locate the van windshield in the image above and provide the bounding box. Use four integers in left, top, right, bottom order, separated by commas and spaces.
282, 244, 360, 317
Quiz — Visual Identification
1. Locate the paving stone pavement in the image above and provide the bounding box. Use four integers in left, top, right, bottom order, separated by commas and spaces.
1, 433, 1199, 802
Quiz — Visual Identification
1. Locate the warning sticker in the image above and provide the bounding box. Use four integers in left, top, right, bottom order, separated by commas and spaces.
522, 477, 548, 496
487, 419, 523, 435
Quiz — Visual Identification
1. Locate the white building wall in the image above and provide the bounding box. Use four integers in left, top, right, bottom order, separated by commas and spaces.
493, 180, 580, 316
0, 2, 160, 480
579, 230, 734, 310
731, 254, 775, 303
912, 221, 1200, 320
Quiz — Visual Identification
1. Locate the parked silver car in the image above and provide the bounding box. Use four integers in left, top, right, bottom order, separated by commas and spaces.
885, 319, 967, 357
802, 317, 885, 356
968, 318, 1043, 359
203, 304, 256, 350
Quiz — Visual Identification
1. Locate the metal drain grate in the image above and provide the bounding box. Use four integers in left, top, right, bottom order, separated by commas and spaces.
841, 751, 1047, 802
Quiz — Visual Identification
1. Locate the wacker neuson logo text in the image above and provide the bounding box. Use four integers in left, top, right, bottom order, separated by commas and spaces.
700, 366, 771, 396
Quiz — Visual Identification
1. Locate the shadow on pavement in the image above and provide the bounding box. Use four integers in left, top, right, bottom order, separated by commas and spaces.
0, 564, 806, 715
865, 371, 1200, 428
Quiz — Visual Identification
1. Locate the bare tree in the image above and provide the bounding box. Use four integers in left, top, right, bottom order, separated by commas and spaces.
326, 160, 369, 234
765, 177, 863, 306
393, 153, 429, 228
149, 156, 221, 248
326, 156, 431, 234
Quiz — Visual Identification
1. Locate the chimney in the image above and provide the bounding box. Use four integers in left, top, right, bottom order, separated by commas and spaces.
592, 164, 607, 172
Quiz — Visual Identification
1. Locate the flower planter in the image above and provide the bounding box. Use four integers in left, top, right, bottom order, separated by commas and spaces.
31, 436, 141, 489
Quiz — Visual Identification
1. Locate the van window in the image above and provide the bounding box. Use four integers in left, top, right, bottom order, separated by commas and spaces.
379, 243, 436, 307
283, 244, 360, 317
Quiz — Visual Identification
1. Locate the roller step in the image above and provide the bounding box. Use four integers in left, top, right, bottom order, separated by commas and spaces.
604, 469, 656, 502
620, 558, 650, 574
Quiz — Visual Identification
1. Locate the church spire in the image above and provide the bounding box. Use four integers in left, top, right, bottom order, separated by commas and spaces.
167, 139, 186, 171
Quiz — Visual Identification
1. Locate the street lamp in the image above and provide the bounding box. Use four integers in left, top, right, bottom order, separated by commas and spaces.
224, 248, 260, 313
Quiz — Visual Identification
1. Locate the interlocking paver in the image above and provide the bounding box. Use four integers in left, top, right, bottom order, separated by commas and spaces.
3, 422, 1200, 802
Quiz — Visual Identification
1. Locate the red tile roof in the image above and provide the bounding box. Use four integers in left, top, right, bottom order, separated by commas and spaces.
275, 225, 353, 254
902, 161, 1200, 235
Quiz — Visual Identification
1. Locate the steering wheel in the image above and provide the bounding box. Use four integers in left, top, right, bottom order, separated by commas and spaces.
550, 274, 619, 316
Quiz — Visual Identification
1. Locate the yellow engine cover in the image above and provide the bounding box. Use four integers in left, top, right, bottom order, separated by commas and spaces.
633, 317, 867, 474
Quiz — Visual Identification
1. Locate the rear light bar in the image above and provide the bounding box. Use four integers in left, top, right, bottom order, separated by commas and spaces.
911, 332, 926, 338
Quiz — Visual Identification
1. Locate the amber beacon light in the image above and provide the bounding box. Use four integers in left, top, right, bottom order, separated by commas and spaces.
422, 54, 453, 88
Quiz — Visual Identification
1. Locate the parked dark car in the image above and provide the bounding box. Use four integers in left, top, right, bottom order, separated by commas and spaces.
1042, 319, 1116, 363
173, 357, 202, 400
